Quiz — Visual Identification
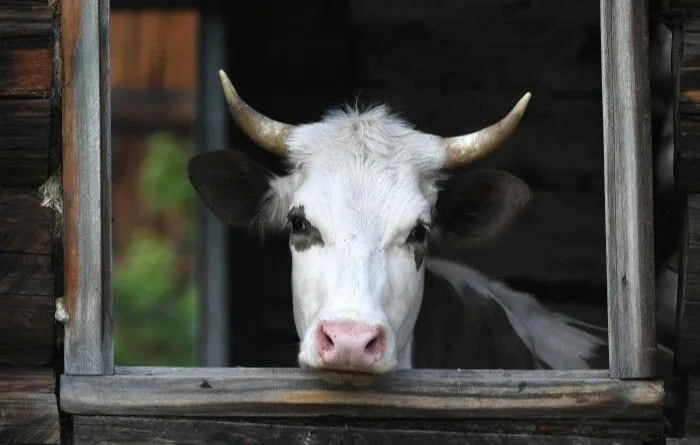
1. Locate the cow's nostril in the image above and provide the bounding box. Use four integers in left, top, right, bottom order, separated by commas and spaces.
365, 337, 377, 353
317, 325, 335, 351
364, 331, 384, 357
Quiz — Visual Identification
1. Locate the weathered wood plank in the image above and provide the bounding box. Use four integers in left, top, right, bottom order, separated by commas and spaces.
0, 294, 54, 367
676, 196, 700, 370
0, 0, 53, 97
0, 99, 51, 188
677, 15, 700, 191
681, 194, 700, 302
60, 368, 664, 420
600, 0, 657, 378
686, 377, 700, 434
677, 112, 700, 192
0, 368, 60, 444
0, 2, 53, 41
61, 0, 113, 375
669, 0, 700, 10
0, 188, 52, 254
0, 252, 52, 296
0, 46, 52, 97
72, 416, 647, 445
675, 300, 700, 369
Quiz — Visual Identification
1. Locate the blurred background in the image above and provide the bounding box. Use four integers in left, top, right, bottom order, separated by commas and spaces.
111, 9, 199, 365
110, 2, 671, 368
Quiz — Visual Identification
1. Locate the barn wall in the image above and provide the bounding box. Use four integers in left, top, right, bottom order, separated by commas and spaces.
672, 1, 700, 441
0, 0, 61, 443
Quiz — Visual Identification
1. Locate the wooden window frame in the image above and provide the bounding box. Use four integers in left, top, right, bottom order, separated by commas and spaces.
58, 0, 665, 440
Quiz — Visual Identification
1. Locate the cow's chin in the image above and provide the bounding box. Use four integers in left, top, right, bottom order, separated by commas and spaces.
297, 347, 398, 375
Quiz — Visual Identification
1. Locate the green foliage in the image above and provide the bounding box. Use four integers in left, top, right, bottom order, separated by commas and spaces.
139, 133, 195, 213
113, 133, 198, 366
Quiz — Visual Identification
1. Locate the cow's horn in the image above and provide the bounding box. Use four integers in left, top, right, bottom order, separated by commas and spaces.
218, 69, 293, 156
441, 92, 531, 168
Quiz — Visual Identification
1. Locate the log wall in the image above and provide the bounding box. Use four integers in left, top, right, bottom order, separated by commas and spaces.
0, 0, 61, 443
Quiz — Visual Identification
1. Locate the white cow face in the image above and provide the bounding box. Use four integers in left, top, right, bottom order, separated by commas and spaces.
274, 110, 444, 373
187, 71, 531, 374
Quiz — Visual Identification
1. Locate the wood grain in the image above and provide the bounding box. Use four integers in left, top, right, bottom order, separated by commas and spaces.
0, 99, 51, 188
0, 188, 52, 254
0, 47, 52, 97
681, 194, 700, 302
669, 0, 700, 11
0, 1, 53, 41
0, 369, 60, 444
60, 368, 664, 420
677, 16, 700, 191
676, 195, 700, 370
0, 294, 54, 367
675, 300, 700, 370
0, 252, 52, 296
61, 0, 113, 375
600, 0, 657, 379
71, 416, 649, 445
686, 377, 700, 435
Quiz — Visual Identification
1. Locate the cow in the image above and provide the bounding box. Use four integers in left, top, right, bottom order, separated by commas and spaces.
187, 69, 608, 374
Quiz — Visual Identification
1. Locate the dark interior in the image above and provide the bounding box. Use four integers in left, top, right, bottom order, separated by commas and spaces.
219, 1, 608, 367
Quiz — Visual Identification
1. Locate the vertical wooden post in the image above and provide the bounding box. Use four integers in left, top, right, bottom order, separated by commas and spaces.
61, 0, 113, 375
195, 8, 231, 367
600, 0, 657, 378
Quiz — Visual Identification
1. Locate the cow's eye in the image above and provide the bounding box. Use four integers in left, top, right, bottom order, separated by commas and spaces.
406, 224, 430, 244
289, 216, 310, 235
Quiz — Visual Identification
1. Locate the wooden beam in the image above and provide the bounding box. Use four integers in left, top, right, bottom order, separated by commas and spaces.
61, 0, 113, 375
71, 416, 653, 445
60, 368, 664, 420
0, 368, 60, 444
0, 99, 51, 188
0, 295, 54, 367
0, 47, 52, 98
669, 0, 700, 10
676, 195, 700, 369
600, 0, 657, 378
195, 10, 230, 367
0, 188, 52, 254
677, 17, 700, 192
0, 252, 53, 295
680, 195, 700, 303
0, 2, 53, 41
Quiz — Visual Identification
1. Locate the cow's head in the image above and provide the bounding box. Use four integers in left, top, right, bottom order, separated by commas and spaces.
189, 70, 531, 374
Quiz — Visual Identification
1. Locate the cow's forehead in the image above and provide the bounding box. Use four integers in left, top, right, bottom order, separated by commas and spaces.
276, 107, 444, 239
291, 159, 433, 241
286, 106, 446, 171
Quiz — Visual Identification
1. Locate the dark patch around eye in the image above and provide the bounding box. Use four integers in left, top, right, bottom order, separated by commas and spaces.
407, 220, 430, 270
413, 243, 427, 270
287, 205, 324, 251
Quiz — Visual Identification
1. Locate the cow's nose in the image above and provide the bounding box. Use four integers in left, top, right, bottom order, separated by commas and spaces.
315, 322, 385, 371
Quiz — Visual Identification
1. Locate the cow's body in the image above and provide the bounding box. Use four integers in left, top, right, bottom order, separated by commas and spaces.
415, 258, 606, 370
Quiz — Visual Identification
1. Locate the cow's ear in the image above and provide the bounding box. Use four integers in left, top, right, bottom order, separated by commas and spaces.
188, 150, 276, 229
435, 169, 530, 242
